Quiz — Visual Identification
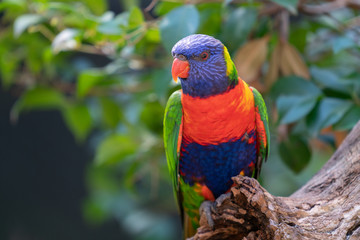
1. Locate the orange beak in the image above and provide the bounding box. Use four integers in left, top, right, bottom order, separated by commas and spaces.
171, 58, 189, 82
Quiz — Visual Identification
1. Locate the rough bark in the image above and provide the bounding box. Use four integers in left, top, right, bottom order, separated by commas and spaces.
190, 120, 360, 240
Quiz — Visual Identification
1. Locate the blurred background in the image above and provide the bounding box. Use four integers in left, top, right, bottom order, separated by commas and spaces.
0, 0, 359, 239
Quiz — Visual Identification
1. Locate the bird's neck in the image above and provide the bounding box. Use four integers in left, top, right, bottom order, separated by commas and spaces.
181, 78, 255, 145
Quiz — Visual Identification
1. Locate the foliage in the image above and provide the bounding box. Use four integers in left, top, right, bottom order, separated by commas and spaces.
1, 0, 359, 239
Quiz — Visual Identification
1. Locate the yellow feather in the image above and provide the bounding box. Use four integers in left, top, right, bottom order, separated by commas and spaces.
223, 46, 233, 77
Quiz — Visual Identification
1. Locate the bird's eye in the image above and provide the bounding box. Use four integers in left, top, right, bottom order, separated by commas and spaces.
177, 54, 187, 61
200, 51, 209, 61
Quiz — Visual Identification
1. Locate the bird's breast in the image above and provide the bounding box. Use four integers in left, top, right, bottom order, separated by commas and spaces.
181, 80, 255, 145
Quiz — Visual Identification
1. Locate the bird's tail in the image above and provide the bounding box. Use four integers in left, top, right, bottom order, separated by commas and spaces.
183, 212, 198, 240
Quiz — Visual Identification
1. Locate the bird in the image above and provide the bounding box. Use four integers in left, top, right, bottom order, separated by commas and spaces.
163, 34, 270, 239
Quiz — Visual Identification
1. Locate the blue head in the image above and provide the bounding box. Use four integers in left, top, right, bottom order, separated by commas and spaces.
171, 34, 237, 98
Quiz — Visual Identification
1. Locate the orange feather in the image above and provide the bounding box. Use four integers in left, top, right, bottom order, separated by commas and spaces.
181, 78, 255, 145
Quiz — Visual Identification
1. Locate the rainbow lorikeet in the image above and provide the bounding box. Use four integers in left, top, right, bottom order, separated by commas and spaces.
163, 34, 270, 238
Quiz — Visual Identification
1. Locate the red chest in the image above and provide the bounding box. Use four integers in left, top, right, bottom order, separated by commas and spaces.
181, 80, 256, 145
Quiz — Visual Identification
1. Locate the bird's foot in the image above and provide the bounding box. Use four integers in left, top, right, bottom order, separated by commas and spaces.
215, 192, 231, 207
199, 200, 215, 228
199, 192, 231, 229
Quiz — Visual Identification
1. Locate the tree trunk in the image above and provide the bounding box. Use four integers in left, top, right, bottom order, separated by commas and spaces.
190, 120, 360, 240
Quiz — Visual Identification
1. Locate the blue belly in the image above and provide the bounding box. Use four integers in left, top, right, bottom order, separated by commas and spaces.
179, 131, 257, 198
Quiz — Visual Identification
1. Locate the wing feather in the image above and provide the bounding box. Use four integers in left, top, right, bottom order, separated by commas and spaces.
251, 87, 270, 178
163, 90, 183, 221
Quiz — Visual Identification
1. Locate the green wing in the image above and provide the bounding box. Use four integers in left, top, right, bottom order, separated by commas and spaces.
163, 90, 183, 217
251, 87, 270, 178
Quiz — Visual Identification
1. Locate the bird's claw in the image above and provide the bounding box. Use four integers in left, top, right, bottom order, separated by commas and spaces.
199, 200, 215, 228
199, 192, 232, 229
215, 192, 231, 207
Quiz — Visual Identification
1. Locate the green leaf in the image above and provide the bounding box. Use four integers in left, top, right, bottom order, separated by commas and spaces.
128, 6, 144, 29
25, 36, 49, 74
14, 14, 45, 38
100, 11, 115, 21
83, 198, 108, 224
333, 105, 360, 130
98, 12, 129, 35
0, 50, 18, 88
221, 7, 257, 52
62, 103, 93, 142
63, 13, 88, 29
197, 3, 222, 36
288, 24, 308, 52
277, 95, 319, 124
306, 98, 353, 133
140, 100, 164, 134
271, 0, 299, 14
87, 165, 119, 191
95, 134, 137, 165
343, 72, 360, 96
279, 134, 311, 174
98, 23, 123, 35
151, 67, 171, 100
98, 21, 122, 35
344, 71, 360, 85
159, 5, 200, 52
331, 36, 356, 54
100, 97, 123, 128
270, 75, 322, 99
0, 0, 26, 11
310, 67, 350, 94
77, 69, 105, 98
11, 87, 66, 122
155, 2, 182, 16
83, 0, 107, 15
124, 160, 141, 190
145, 28, 161, 43
48, 2, 78, 13
52, 29, 80, 53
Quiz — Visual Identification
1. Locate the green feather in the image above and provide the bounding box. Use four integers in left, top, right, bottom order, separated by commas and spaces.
163, 90, 183, 216
251, 87, 270, 177
223, 46, 238, 86
179, 178, 204, 229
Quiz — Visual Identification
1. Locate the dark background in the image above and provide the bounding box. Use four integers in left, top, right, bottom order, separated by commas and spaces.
0, 85, 128, 240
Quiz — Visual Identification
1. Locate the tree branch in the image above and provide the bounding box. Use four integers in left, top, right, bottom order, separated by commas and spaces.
190, 120, 360, 240
299, 0, 360, 15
